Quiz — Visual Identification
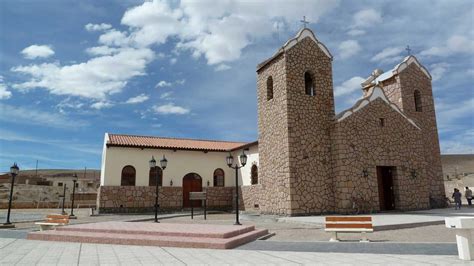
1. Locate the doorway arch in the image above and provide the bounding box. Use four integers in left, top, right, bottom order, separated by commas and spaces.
182, 173, 202, 208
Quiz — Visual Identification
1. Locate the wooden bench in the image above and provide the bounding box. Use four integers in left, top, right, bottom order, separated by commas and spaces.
35, 214, 70, 231
325, 216, 373, 242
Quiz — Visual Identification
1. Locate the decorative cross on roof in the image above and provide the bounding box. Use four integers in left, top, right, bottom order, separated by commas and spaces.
406, 45, 412, 55
300, 16, 309, 28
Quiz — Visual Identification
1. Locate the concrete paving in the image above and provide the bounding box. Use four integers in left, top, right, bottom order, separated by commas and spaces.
277, 207, 474, 230
0, 238, 472, 265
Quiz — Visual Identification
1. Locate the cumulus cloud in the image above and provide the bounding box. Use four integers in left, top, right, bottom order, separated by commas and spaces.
0, 76, 12, 100
430, 62, 450, 81
160, 91, 173, 99
85, 46, 120, 56
125, 93, 149, 104
156, 80, 172, 87
338, 40, 361, 59
421, 35, 474, 57
353, 9, 382, 28
153, 103, 189, 115
85, 23, 112, 32
12, 48, 155, 99
21, 45, 55, 59
334, 76, 365, 97
91, 101, 113, 109
215, 64, 231, 71
371, 47, 404, 63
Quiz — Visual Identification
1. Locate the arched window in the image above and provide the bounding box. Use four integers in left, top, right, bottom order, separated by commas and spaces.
213, 168, 225, 187
266, 76, 273, 100
414, 90, 422, 112
121, 165, 136, 186
304, 72, 315, 96
251, 165, 258, 185
149, 167, 163, 186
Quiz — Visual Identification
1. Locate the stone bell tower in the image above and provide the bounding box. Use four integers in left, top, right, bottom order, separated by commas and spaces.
256, 28, 335, 216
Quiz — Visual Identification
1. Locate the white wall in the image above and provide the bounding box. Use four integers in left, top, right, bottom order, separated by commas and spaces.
232, 145, 259, 186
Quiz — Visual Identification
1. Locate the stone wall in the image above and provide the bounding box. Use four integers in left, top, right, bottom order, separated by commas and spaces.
332, 98, 428, 213
240, 185, 262, 211
97, 186, 233, 213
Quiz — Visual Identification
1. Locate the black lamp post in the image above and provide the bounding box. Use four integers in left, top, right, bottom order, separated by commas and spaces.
61, 183, 67, 215
69, 173, 78, 219
150, 155, 167, 223
3, 163, 19, 226
226, 151, 247, 225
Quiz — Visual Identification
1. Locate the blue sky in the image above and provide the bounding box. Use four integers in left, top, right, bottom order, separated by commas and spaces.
0, 0, 473, 172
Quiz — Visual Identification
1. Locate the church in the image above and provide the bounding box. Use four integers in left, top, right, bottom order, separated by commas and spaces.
98, 28, 445, 216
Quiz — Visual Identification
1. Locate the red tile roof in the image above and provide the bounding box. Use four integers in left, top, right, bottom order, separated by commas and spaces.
107, 134, 253, 152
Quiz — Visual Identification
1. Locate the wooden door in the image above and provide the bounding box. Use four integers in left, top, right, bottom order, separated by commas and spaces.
182, 173, 202, 208
376, 166, 395, 211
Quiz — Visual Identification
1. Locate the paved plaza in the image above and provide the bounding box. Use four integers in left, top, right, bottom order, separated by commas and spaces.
0, 238, 472, 265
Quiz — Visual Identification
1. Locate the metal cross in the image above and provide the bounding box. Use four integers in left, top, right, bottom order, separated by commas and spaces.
405, 45, 412, 55
300, 16, 309, 28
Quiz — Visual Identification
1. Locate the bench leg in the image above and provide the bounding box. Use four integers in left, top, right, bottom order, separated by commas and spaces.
329, 231, 339, 242
455, 229, 473, 260
360, 232, 370, 243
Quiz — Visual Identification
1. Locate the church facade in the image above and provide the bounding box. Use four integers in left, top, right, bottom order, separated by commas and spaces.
99, 28, 445, 216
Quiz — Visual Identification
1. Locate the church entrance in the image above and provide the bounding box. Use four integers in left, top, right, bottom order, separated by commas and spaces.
182, 173, 202, 208
376, 166, 396, 211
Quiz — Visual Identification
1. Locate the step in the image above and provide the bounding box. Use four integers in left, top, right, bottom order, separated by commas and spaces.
27, 228, 268, 249
55, 221, 255, 239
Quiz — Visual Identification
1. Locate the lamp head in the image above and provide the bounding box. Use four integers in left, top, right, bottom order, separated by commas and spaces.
149, 156, 156, 169
226, 153, 234, 167
160, 155, 168, 170
10, 162, 19, 176
239, 151, 247, 167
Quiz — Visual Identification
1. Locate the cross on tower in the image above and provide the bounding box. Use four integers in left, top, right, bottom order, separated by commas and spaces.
300, 16, 309, 28
406, 45, 412, 55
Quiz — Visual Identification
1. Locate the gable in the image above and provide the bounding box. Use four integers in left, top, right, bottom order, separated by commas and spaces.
335, 86, 420, 130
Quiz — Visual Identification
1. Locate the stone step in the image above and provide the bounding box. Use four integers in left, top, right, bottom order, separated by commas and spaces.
55, 221, 255, 239
27, 228, 268, 249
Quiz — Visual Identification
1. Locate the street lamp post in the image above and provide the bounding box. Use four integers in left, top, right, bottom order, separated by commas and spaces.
70, 173, 78, 219
226, 151, 247, 225
61, 184, 67, 215
3, 163, 19, 226
149, 155, 167, 223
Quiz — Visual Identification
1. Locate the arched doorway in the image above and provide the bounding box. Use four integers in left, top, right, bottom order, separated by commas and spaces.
182, 173, 202, 208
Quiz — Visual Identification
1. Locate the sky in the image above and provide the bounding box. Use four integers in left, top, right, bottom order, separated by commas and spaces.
0, 0, 473, 172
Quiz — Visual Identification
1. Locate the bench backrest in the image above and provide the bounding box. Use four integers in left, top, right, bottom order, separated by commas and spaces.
325, 216, 373, 230
46, 214, 70, 224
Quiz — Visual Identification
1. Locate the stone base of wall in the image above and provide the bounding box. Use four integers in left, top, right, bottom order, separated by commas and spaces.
97, 186, 234, 213
240, 185, 261, 211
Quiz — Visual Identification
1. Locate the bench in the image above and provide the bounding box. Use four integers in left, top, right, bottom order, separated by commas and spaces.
35, 214, 70, 231
325, 216, 373, 242
445, 217, 474, 260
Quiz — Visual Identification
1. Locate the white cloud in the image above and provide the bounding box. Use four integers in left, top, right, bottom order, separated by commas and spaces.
0, 103, 88, 129
85, 23, 112, 32
21, 45, 55, 59
156, 80, 172, 87
352, 9, 382, 28
334, 76, 365, 97
371, 47, 404, 63
12, 48, 155, 99
91, 101, 113, 109
170, 58, 177, 65
421, 35, 474, 57
56, 98, 84, 114
215, 64, 231, 71
98, 29, 130, 47
153, 103, 190, 115
120, 0, 340, 65
85, 46, 120, 56
338, 40, 361, 59
0, 76, 12, 100
175, 79, 186, 85
126, 93, 149, 104
160, 91, 173, 99
430, 62, 450, 81
347, 29, 365, 36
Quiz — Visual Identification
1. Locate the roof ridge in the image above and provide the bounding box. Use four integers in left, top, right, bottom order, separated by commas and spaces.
108, 133, 249, 144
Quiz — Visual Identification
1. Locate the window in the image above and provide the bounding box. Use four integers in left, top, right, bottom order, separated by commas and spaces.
414, 90, 422, 112
304, 72, 314, 96
121, 165, 136, 186
379, 118, 385, 127
266, 76, 273, 100
251, 165, 258, 185
213, 168, 225, 187
149, 167, 163, 186
58, 182, 63, 187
